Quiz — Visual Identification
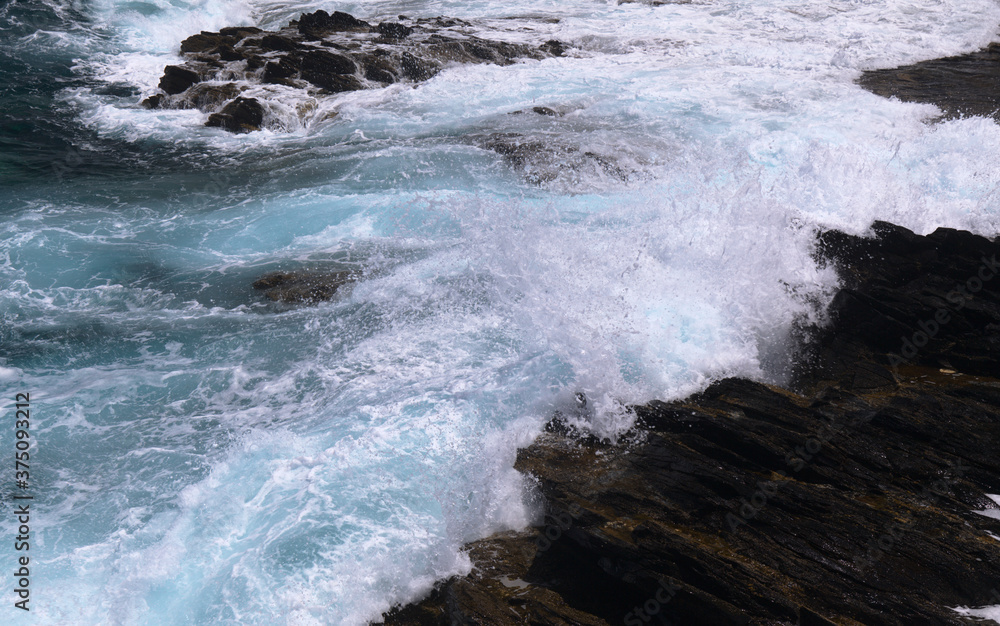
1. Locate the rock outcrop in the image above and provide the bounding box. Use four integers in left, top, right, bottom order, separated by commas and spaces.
205, 96, 264, 133
858, 44, 1000, 120
252, 270, 355, 303
381, 223, 1000, 625
144, 10, 567, 132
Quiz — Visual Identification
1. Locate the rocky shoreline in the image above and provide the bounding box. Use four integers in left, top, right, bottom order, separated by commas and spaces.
195, 28, 1000, 622
142, 10, 565, 133
379, 222, 1000, 625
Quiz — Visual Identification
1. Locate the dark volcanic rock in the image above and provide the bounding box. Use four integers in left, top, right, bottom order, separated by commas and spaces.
381, 224, 1000, 626
378, 22, 414, 39
296, 9, 370, 38
205, 97, 263, 133
301, 49, 357, 75
174, 82, 243, 111
146, 10, 566, 132
257, 33, 303, 52
262, 57, 298, 84
540, 39, 568, 57
399, 51, 436, 81
859, 43, 1000, 119
214, 44, 244, 62
252, 270, 355, 303
140, 93, 163, 109
808, 221, 1000, 382
299, 50, 363, 91
508, 105, 562, 116
363, 56, 399, 84
179, 32, 237, 53
158, 65, 200, 95
218, 26, 262, 38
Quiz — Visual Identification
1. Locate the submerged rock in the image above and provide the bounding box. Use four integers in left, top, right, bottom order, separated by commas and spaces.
471, 131, 630, 185
858, 43, 1000, 120
381, 223, 1000, 626
252, 270, 355, 303
508, 105, 562, 117
146, 10, 568, 132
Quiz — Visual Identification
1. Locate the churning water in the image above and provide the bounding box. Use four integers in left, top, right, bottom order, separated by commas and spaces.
3, 0, 1000, 623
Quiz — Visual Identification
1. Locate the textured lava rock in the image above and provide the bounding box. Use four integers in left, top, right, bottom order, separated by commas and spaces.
381, 224, 1000, 626
299, 50, 362, 92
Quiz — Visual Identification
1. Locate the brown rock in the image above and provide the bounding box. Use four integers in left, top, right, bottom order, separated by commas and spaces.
175, 82, 242, 111
180, 32, 237, 53
218, 26, 262, 38
158, 65, 200, 95
205, 97, 263, 133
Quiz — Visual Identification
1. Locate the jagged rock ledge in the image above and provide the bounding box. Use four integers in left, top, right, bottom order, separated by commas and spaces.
380, 222, 1000, 625
143, 10, 567, 133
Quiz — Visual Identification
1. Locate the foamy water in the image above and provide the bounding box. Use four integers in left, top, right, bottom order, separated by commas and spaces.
3, 0, 1000, 623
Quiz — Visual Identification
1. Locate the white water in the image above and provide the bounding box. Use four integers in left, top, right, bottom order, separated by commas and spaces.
4, 0, 1000, 623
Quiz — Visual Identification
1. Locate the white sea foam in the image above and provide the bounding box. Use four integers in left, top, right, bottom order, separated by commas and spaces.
954, 604, 1000, 622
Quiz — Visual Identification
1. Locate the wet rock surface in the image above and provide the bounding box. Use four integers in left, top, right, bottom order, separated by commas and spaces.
144, 10, 566, 132
252, 270, 355, 303
808, 221, 1000, 383
858, 43, 1000, 119
205, 96, 264, 133
381, 223, 1000, 625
